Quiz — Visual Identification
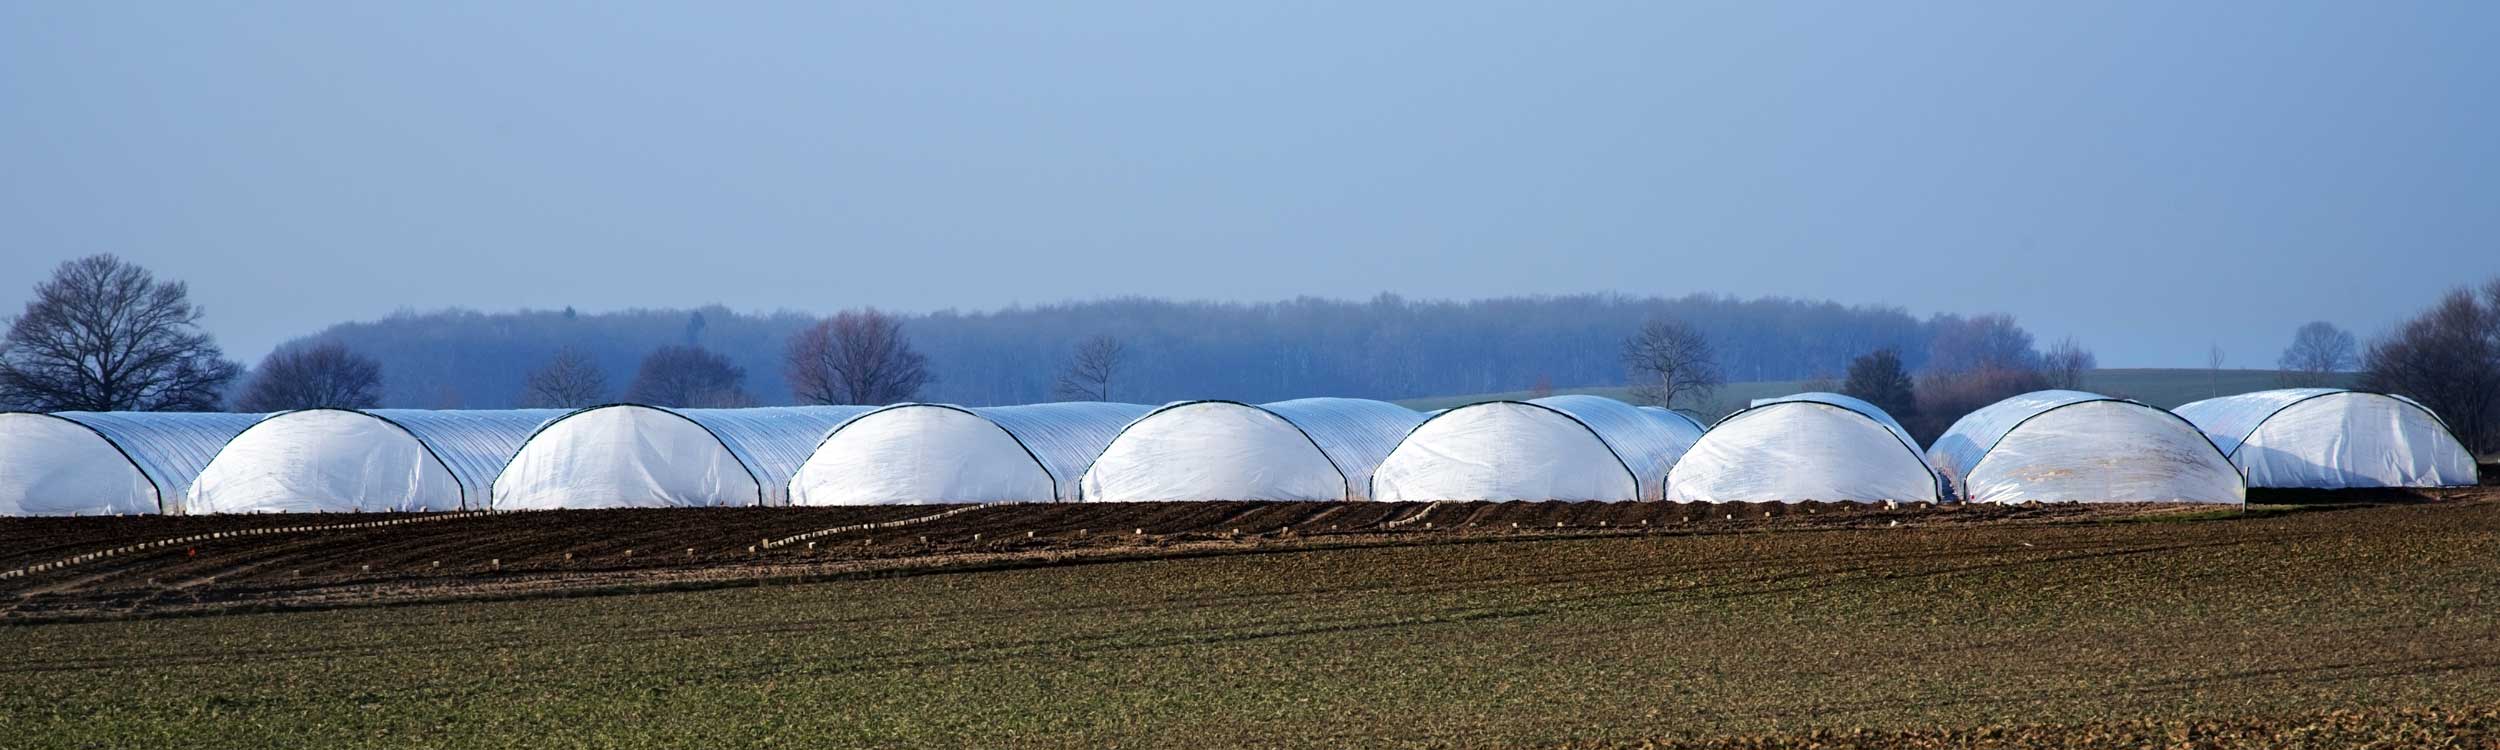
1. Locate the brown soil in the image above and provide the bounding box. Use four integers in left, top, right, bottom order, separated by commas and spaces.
4, 487, 2486, 621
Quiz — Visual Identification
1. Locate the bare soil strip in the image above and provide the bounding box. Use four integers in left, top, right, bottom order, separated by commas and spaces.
4, 488, 2474, 621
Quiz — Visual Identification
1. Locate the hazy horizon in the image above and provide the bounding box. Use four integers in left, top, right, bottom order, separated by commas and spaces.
6, 2, 2497, 365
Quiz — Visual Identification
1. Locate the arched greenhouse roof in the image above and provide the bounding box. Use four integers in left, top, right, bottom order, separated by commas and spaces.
1371, 395, 1701, 502
1081, 397, 1421, 502
1929, 390, 2242, 504
792, 401, 1151, 505
494, 403, 872, 509
2173, 388, 2476, 488
0, 411, 262, 515
1664, 392, 1940, 503
187, 408, 562, 513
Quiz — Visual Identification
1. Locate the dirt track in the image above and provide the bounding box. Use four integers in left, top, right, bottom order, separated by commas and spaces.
2, 488, 2482, 620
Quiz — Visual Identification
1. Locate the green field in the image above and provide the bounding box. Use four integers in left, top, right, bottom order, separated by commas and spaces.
1394, 368, 2360, 416
3, 497, 2492, 749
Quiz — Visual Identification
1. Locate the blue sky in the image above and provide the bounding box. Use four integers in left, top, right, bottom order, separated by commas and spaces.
3, 1, 2495, 366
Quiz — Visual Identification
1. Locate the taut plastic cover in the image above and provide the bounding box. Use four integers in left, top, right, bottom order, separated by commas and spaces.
2174, 389, 2476, 488
791, 402, 1151, 505
1537, 395, 1702, 500
493, 404, 870, 509
1929, 390, 2243, 504
1642, 406, 1709, 434
0, 411, 261, 516
187, 409, 562, 514
1666, 392, 1940, 503
1080, 398, 1421, 502
1371, 395, 1702, 502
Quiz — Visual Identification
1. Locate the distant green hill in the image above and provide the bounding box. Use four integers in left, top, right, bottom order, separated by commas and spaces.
1392, 368, 2358, 417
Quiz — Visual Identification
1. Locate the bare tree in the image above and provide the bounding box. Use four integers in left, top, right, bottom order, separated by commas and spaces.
521, 348, 609, 408
1841, 347, 1916, 423
1622, 319, 1721, 409
2042, 336, 2096, 390
784, 309, 931, 405
1052, 335, 1127, 401
1907, 317, 2055, 442
2361, 281, 2500, 454
0, 255, 241, 411
234, 341, 383, 412
1925, 314, 2040, 375
627, 345, 750, 408
2277, 321, 2358, 387
1911, 366, 2050, 444
2207, 343, 2227, 398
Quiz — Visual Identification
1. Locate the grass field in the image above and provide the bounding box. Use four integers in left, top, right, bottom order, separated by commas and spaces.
1393, 368, 2360, 416
2, 492, 2493, 748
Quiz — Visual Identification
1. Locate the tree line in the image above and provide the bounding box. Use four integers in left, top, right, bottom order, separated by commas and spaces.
267, 291, 1942, 408
3, 254, 2493, 457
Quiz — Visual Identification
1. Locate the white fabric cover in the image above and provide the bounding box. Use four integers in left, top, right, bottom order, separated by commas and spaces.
1540, 395, 1703, 500
187, 408, 561, 514
1255, 398, 1424, 500
0, 411, 262, 516
2174, 389, 2477, 488
1082, 400, 1390, 502
368, 409, 569, 503
673, 406, 872, 506
1372, 401, 1642, 502
1666, 393, 1941, 503
1642, 406, 1709, 434
493, 405, 762, 509
792, 402, 1150, 505
1931, 391, 2243, 504
189, 410, 465, 514
0, 414, 157, 516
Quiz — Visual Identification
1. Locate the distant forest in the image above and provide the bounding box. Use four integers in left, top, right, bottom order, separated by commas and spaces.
294, 294, 1960, 408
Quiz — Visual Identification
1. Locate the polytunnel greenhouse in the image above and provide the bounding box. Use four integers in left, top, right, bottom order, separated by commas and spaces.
1079, 398, 1421, 502
2174, 388, 2477, 489
1928, 390, 2243, 504
185, 409, 563, 514
790, 402, 1152, 505
0, 411, 262, 516
1370, 395, 1703, 502
1666, 392, 1942, 503
493, 404, 870, 509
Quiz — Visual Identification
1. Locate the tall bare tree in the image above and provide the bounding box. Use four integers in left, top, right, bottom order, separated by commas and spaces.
1925, 313, 2040, 375
626, 345, 750, 408
1907, 315, 2053, 442
1052, 335, 1126, 401
784, 309, 931, 405
234, 341, 384, 412
1622, 319, 1721, 409
2209, 343, 2232, 397
0, 255, 241, 411
1910, 366, 2050, 444
2277, 321, 2358, 387
2362, 280, 2500, 454
521, 348, 609, 408
2041, 336, 2096, 390
1841, 347, 1916, 423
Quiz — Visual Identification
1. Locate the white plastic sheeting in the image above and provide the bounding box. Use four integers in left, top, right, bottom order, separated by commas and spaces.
493, 404, 870, 509
1930, 390, 2243, 504
187, 409, 562, 514
1643, 406, 1710, 434
791, 402, 1151, 505
1080, 398, 1421, 502
1665, 392, 1941, 503
1371, 395, 1703, 502
2174, 389, 2477, 489
0, 411, 261, 516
